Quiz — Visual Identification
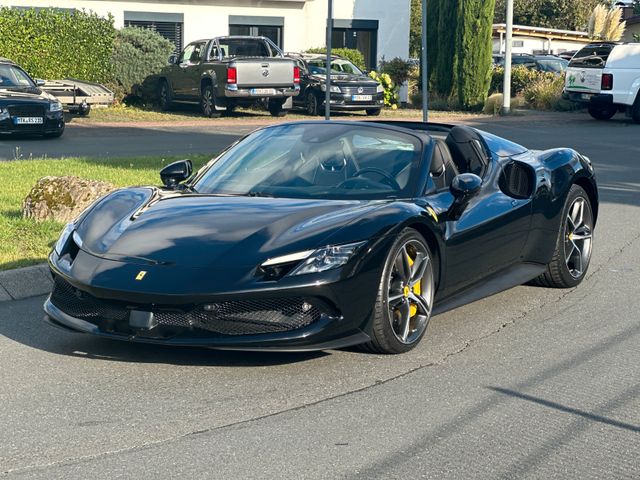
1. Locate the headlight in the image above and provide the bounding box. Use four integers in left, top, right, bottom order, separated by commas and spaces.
376, 84, 384, 93
288, 241, 366, 276
54, 222, 75, 255
320, 84, 342, 93
49, 101, 63, 112
0, 107, 9, 121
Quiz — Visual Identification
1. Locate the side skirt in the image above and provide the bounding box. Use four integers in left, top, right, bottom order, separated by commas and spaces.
433, 263, 546, 315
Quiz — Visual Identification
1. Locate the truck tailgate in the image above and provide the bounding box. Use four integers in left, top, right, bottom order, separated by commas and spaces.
565, 67, 602, 94
232, 58, 294, 87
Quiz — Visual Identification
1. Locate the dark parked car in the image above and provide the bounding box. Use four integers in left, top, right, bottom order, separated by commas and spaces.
45, 121, 597, 354
289, 54, 384, 116
0, 58, 64, 137
493, 53, 568, 73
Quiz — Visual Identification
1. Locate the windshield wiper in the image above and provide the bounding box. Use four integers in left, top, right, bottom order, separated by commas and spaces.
244, 191, 276, 198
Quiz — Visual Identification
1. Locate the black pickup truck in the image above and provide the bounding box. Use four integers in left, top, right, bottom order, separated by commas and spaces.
158, 36, 300, 117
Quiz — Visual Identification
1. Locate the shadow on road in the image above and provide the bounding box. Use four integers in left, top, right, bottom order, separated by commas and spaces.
0, 296, 328, 367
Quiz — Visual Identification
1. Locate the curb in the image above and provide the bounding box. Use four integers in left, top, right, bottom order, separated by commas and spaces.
0, 263, 52, 303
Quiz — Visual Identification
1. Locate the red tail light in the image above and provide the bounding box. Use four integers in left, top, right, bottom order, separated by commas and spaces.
227, 66, 237, 84
601, 73, 613, 90
293, 66, 301, 84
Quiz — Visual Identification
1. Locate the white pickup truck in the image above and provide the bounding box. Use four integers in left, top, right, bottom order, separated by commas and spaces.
564, 42, 640, 123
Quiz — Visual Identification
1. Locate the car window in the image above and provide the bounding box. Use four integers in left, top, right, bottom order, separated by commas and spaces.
179, 44, 196, 64
188, 42, 206, 64
217, 39, 271, 58
0, 64, 35, 88
193, 124, 423, 200
569, 44, 614, 68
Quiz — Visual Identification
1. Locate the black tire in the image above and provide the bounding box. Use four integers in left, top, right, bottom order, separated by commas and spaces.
364, 228, 435, 354
158, 80, 173, 111
632, 95, 640, 124
305, 91, 321, 116
533, 184, 594, 288
366, 108, 382, 116
201, 85, 221, 118
588, 106, 615, 121
268, 100, 287, 117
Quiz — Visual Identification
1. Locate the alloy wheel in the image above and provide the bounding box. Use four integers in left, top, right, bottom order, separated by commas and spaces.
386, 240, 434, 344
564, 196, 593, 278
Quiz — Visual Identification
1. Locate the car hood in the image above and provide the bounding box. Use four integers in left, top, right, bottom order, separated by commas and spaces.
75, 188, 387, 269
0, 87, 55, 105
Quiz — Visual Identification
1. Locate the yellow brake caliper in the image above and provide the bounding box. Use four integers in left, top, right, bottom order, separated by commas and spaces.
407, 254, 421, 317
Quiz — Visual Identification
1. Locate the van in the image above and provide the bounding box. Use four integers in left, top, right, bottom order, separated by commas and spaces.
564, 42, 640, 123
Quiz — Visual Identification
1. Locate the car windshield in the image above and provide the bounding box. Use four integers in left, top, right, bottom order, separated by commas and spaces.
307, 58, 363, 75
193, 123, 423, 200
0, 64, 36, 89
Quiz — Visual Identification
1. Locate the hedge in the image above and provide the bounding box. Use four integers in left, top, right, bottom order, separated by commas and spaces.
0, 7, 115, 82
112, 26, 174, 96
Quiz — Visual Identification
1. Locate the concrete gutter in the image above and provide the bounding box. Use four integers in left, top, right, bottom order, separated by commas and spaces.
0, 264, 52, 302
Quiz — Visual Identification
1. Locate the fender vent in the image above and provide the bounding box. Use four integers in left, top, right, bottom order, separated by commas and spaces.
499, 161, 534, 199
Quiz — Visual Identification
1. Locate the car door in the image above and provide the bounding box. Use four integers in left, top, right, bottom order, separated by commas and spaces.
424, 147, 533, 297
173, 42, 206, 99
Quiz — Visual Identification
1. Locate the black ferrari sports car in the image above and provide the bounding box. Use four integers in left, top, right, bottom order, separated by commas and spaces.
44, 121, 597, 353
0, 58, 65, 137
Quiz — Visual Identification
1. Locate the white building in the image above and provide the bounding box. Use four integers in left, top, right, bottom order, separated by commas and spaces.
493, 24, 592, 56
6, 0, 411, 71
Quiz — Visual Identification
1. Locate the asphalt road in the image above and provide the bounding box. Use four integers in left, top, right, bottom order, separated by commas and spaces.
1, 113, 639, 479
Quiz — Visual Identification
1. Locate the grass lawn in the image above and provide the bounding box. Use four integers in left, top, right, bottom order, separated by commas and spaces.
0, 154, 211, 271
73, 104, 485, 124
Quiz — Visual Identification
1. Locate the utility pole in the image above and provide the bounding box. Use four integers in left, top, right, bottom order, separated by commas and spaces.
422, 0, 428, 122
325, 0, 333, 121
501, 0, 514, 115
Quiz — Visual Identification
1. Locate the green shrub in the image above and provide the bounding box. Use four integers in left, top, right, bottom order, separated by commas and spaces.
112, 27, 174, 97
304, 47, 366, 71
522, 74, 578, 111
369, 71, 397, 108
491, 66, 556, 96
380, 57, 414, 86
0, 7, 114, 82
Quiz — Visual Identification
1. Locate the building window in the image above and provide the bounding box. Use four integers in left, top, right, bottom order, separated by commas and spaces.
124, 11, 184, 54
229, 16, 284, 49
332, 19, 379, 71
513, 40, 524, 48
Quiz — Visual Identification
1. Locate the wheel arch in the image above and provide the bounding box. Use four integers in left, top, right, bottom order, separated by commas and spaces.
574, 176, 599, 225
406, 221, 443, 291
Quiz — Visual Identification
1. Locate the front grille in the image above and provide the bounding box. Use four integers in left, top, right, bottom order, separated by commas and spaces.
8, 104, 45, 117
341, 86, 378, 96
50, 276, 322, 336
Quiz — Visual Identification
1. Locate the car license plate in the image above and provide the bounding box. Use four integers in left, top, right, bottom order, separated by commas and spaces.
581, 93, 592, 101
250, 88, 276, 96
351, 94, 373, 101
14, 117, 44, 125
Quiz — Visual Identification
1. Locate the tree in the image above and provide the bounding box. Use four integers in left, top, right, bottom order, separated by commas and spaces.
634, 0, 640, 15
587, 4, 626, 41
494, 0, 601, 31
455, 0, 497, 110
409, 0, 422, 59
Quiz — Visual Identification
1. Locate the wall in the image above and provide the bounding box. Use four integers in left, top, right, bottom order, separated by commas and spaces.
493, 36, 591, 55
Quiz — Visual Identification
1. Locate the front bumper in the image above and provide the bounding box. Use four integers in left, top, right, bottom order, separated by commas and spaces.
44, 258, 379, 351
322, 92, 385, 111
0, 111, 64, 135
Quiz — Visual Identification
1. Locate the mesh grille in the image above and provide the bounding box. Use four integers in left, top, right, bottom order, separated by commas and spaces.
50, 276, 321, 336
8, 104, 45, 117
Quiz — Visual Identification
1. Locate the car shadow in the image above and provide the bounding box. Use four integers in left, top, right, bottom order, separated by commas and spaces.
0, 296, 329, 367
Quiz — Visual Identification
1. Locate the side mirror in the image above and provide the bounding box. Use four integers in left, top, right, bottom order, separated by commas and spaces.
35, 79, 46, 87
447, 173, 482, 220
168, 54, 177, 65
160, 159, 192, 188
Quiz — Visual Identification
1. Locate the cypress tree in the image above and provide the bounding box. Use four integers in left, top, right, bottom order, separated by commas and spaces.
434, 0, 459, 97
455, 0, 496, 110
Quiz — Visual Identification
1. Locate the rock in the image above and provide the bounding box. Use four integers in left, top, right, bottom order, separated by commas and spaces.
23, 176, 116, 223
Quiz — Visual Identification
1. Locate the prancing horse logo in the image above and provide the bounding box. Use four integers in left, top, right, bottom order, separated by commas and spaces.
135, 271, 147, 281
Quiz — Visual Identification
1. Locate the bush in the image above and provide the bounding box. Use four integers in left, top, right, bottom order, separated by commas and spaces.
490, 66, 556, 96
369, 71, 397, 107
522, 74, 578, 111
0, 7, 114, 82
112, 27, 174, 98
304, 47, 366, 71
380, 57, 414, 86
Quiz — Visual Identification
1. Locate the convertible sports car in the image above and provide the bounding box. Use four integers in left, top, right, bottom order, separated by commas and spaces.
44, 121, 597, 353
